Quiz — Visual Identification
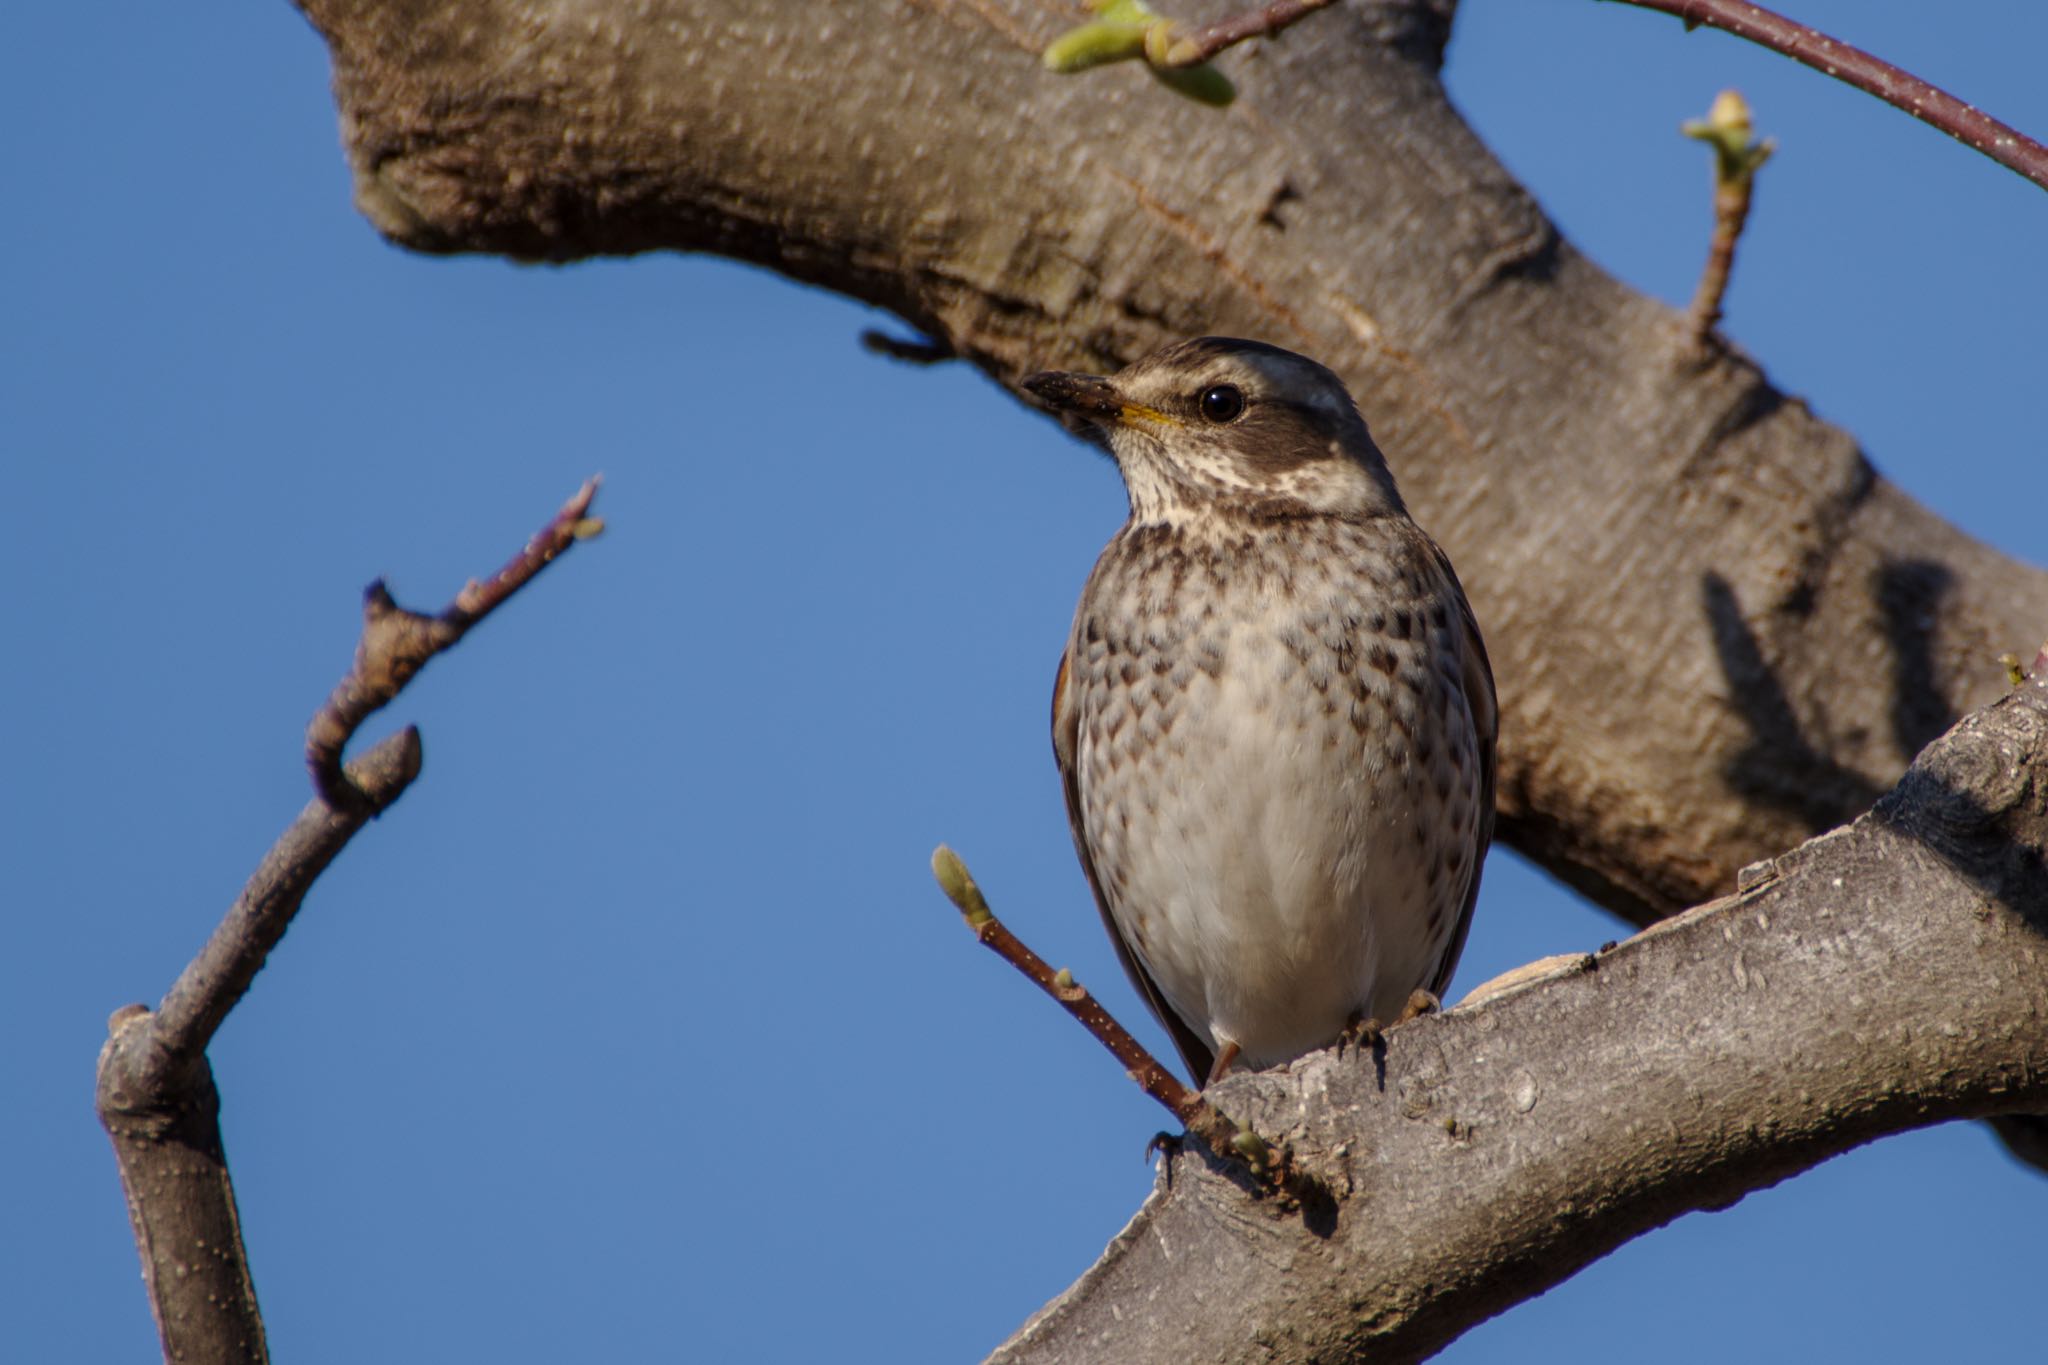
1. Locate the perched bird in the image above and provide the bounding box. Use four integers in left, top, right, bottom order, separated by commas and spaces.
1023, 338, 1496, 1087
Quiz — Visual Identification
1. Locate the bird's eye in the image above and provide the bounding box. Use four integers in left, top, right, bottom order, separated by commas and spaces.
1198, 384, 1245, 423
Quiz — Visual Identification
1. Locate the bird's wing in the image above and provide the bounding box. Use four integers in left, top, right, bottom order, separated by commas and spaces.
1425, 541, 1499, 1002
1053, 644, 1217, 1085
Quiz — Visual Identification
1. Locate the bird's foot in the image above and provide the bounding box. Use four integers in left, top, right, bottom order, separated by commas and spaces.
1204, 1040, 1242, 1087
1394, 989, 1441, 1025
1337, 1012, 1384, 1058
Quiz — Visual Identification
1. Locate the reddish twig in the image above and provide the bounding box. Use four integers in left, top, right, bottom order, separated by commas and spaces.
930, 847, 1259, 1165
306, 478, 604, 811
1613, 0, 2048, 193
1155, 0, 1336, 68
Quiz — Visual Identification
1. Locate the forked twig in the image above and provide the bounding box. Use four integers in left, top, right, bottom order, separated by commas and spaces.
98, 479, 604, 1365
306, 479, 604, 811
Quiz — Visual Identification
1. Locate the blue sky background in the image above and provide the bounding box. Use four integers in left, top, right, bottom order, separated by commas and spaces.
5, 2, 2044, 1359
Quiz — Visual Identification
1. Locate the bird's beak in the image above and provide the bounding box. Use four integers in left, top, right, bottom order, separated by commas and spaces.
1021, 370, 1123, 425
1021, 370, 1180, 430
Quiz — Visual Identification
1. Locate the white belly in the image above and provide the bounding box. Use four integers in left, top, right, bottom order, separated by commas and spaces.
1080, 617, 1473, 1068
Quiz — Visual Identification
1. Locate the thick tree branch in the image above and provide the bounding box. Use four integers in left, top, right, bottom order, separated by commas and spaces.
287, 0, 2048, 936
992, 670, 2048, 1361
97, 483, 601, 1365
1612, 0, 2048, 193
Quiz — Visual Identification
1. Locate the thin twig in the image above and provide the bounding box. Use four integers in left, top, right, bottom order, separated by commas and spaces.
1683, 89, 1773, 339
1611, 0, 2048, 193
1154, 0, 1335, 67
930, 847, 1250, 1162
306, 478, 604, 811
98, 480, 604, 1365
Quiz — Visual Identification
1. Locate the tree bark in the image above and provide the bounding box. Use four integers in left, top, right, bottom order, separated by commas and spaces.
292, 0, 2048, 929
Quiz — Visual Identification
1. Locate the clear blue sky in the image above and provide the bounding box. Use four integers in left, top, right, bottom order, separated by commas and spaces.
5, 2, 2044, 1360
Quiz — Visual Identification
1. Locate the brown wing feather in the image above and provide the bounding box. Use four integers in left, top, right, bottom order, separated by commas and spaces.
1052, 645, 1217, 1084
1424, 543, 1499, 1002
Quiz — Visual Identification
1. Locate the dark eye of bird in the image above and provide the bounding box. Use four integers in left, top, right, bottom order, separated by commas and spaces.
1198, 384, 1245, 424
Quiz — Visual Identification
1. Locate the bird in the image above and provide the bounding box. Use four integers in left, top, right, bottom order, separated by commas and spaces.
1022, 337, 1497, 1087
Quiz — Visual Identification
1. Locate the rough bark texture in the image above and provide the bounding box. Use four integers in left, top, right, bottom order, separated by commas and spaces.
995, 673, 2048, 1361
294, 0, 2048, 930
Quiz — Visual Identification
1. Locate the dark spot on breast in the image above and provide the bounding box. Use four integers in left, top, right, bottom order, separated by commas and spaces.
1369, 643, 1398, 675
1431, 603, 1450, 631
1391, 610, 1413, 640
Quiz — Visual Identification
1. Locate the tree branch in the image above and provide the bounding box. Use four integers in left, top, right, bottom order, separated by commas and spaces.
1611, 0, 2048, 192
96, 481, 602, 1365
993, 668, 2048, 1361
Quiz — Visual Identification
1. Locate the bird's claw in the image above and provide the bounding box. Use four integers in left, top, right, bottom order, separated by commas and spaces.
1337, 1012, 1383, 1059
1395, 989, 1441, 1024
